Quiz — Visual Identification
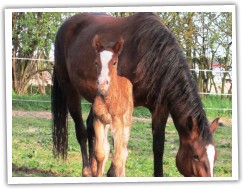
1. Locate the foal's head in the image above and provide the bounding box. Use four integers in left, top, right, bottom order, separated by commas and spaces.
92, 34, 124, 96
176, 117, 219, 177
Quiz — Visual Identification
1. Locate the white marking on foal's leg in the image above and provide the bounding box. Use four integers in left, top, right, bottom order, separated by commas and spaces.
122, 127, 131, 176
206, 144, 215, 177
98, 51, 113, 85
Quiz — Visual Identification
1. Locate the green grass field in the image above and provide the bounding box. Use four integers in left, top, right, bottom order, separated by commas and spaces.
12, 93, 232, 177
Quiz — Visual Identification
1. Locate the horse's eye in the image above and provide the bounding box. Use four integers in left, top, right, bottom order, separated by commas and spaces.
192, 154, 200, 161
113, 61, 117, 66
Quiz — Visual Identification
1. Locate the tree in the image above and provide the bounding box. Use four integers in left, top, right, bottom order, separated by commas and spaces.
12, 12, 72, 94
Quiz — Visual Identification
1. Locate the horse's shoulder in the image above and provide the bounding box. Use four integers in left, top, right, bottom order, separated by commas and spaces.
118, 76, 132, 89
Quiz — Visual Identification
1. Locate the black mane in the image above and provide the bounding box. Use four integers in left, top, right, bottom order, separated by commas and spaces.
133, 13, 212, 142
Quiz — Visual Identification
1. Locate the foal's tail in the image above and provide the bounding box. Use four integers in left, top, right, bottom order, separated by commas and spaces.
51, 70, 68, 159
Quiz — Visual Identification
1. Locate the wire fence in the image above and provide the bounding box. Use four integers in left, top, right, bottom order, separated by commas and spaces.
12, 57, 233, 112
13, 57, 54, 62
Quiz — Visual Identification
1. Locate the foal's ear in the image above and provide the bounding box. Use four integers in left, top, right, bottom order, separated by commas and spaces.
210, 117, 219, 133
113, 37, 124, 55
92, 35, 103, 52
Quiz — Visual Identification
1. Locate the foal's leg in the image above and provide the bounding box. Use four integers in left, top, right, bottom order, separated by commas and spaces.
151, 107, 169, 177
107, 118, 125, 177
103, 124, 110, 173
67, 94, 91, 177
120, 126, 131, 176
94, 118, 107, 177
121, 107, 133, 176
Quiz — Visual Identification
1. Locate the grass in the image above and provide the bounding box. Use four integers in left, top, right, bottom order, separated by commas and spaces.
200, 95, 232, 118
12, 116, 232, 177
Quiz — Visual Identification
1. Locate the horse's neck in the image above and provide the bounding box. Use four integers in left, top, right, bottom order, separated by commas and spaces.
168, 86, 205, 137
171, 106, 210, 145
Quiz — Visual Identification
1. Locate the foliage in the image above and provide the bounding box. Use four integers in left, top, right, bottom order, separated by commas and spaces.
158, 12, 232, 95
12, 12, 73, 94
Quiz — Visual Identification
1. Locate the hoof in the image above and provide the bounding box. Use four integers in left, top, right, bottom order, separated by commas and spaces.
107, 164, 116, 177
82, 167, 92, 177
91, 158, 98, 176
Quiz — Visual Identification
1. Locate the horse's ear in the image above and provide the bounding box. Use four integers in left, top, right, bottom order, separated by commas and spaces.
210, 117, 219, 133
187, 116, 198, 132
92, 35, 103, 52
113, 37, 124, 55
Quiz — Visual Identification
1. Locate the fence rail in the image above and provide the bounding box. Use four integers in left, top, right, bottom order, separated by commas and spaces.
12, 57, 54, 62
190, 69, 231, 74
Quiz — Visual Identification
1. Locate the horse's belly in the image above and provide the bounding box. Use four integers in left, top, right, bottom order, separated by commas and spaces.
77, 79, 97, 102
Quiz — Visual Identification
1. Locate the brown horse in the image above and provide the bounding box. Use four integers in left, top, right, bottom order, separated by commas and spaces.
52, 12, 219, 177
91, 34, 133, 177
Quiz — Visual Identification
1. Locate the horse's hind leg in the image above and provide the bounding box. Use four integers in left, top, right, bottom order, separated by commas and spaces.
151, 107, 169, 177
87, 109, 98, 176
66, 93, 92, 177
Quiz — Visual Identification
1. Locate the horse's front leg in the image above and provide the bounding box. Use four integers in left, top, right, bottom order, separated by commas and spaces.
150, 107, 169, 177
107, 117, 126, 177
93, 118, 107, 177
121, 106, 133, 176
120, 126, 131, 176
92, 98, 112, 176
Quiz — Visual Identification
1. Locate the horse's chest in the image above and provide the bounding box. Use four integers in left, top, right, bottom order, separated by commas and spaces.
106, 96, 128, 116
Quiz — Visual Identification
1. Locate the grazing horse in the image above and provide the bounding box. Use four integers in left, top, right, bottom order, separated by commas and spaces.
91, 35, 133, 177
52, 12, 219, 177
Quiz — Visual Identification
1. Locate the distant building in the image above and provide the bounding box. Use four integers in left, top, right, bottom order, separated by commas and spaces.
193, 62, 232, 94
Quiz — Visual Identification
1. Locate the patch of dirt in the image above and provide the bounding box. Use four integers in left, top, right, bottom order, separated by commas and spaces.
12, 110, 231, 126
13, 110, 52, 119
26, 128, 38, 133
12, 163, 68, 177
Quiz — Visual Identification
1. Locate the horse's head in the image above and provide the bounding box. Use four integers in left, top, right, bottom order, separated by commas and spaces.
176, 117, 219, 177
92, 34, 124, 96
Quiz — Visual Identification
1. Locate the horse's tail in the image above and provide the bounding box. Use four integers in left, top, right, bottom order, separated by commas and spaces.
51, 65, 68, 160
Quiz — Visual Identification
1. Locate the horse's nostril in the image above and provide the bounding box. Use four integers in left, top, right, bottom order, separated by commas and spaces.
96, 80, 99, 85
106, 80, 109, 85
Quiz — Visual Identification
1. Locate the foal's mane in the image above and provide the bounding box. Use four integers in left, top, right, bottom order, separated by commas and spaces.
133, 13, 212, 141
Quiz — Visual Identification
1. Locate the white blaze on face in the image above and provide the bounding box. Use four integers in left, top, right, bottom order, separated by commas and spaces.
206, 144, 215, 177
98, 51, 113, 90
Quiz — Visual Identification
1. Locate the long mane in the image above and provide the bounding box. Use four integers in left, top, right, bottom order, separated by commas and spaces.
133, 13, 212, 141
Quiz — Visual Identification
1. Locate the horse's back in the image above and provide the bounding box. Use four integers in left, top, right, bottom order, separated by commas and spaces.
55, 12, 158, 59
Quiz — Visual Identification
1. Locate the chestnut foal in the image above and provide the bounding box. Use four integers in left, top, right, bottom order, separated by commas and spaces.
92, 35, 133, 177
